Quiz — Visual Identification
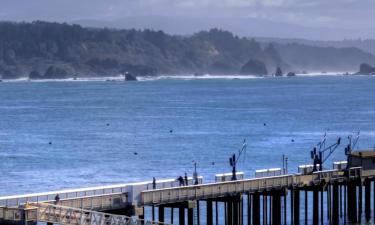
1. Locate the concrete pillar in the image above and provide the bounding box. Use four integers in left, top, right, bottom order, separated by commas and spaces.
332, 183, 339, 225
179, 207, 185, 225
188, 208, 194, 225
159, 206, 165, 223
272, 191, 281, 225
313, 188, 319, 225
252, 193, 260, 225
365, 179, 371, 222
207, 200, 213, 225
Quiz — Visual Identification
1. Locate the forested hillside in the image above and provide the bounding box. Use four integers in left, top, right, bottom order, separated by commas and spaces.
0, 21, 374, 79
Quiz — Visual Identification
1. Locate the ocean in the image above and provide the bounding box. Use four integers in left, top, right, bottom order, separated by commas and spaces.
0, 75, 375, 224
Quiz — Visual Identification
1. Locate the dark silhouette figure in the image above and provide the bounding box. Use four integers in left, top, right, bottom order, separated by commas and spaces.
177, 176, 184, 186
184, 173, 188, 186
54, 194, 60, 205
152, 177, 156, 189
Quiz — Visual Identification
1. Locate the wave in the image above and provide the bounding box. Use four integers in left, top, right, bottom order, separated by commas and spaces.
0, 72, 363, 83
138, 74, 261, 81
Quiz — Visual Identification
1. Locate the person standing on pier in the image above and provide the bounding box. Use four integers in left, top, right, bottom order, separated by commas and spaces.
152, 177, 156, 189
193, 162, 199, 185
184, 172, 188, 185
177, 176, 184, 186
54, 194, 60, 205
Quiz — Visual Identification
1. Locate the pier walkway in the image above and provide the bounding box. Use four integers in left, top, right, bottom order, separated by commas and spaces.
0, 166, 366, 225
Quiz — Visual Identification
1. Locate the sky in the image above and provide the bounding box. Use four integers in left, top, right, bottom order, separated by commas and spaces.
0, 0, 374, 40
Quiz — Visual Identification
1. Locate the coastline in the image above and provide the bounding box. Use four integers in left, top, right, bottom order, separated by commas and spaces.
1, 72, 371, 83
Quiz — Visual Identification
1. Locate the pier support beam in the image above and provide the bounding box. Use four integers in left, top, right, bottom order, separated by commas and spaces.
247, 194, 251, 225
207, 200, 213, 225
158, 206, 165, 223
313, 188, 319, 225
272, 191, 281, 225
332, 183, 339, 225
365, 179, 371, 222
179, 208, 185, 225
188, 208, 194, 225
304, 191, 308, 225
293, 188, 300, 225
228, 199, 233, 225
347, 181, 357, 223
252, 193, 260, 225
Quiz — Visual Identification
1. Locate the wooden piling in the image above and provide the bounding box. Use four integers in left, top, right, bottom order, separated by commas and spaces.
252, 193, 260, 225
207, 200, 213, 225
272, 191, 281, 225
158, 206, 165, 223
313, 188, 319, 225
332, 183, 339, 225
365, 179, 371, 222
179, 207, 185, 225
188, 208, 194, 225
293, 188, 300, 225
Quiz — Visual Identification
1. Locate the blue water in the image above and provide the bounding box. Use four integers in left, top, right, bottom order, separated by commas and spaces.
0, 76, 375, 197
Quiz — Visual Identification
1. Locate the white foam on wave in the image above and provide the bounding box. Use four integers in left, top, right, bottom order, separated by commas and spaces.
138, 74, 261, 81
1, 72, 366, 83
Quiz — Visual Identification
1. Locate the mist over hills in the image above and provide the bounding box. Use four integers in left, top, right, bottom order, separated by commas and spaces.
256, 37, 375, 57
0, 21, 374, 79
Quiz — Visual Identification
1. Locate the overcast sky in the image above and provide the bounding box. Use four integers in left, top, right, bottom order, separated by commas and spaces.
1, 0, 374, 40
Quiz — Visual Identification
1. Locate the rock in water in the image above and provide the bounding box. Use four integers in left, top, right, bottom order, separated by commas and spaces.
287, 72, 296, 77
124, 72, 137, 81
275, 67, 283, 76
357, 63, 375, 75
240, 59, 268, 75
29, 70, 43, 80
44, 66, 68, 79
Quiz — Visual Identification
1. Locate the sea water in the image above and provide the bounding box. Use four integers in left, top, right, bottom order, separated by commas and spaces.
0, 75, 375, 224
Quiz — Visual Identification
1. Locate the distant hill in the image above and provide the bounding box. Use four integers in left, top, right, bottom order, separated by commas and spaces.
256, 37, 375, 57
0, 21, 374, 79
271, 43, 375, 72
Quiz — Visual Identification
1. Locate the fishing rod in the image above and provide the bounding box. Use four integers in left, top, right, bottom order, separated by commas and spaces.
229, 139, 247, 180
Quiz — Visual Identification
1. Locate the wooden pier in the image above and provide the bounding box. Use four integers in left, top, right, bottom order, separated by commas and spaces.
1, 150, 375, 225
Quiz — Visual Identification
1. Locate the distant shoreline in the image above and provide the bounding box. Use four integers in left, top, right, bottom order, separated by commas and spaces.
1, 73, 372, 83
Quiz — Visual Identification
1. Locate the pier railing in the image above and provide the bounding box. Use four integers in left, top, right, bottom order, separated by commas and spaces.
0, 184, 129, 207
141, 175, 296, 205
1, 203, 170, 225
0, 178, 189, 207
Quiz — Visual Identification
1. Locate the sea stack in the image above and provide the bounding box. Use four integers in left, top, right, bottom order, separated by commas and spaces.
275, 67, 283, 76
124, 72, 137, 81
357, 63, 375, 75
287, 72, 296, 77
